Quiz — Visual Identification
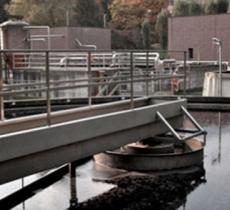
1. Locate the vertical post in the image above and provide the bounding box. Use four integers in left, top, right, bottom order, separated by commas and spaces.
45, 51, 51, 125
183, 51, 187, 97
203, 132, 207, 146
66, 10, 70, 26
130, 52, 134, 109
219, 42, 222, 97
218, 112, 222, 163
146, 51, 149, 96
69, 163, 78, 208
87, 51, 92, 106
47, 27, 51, 50
103, 13, 107, 28
0, 52, 4, 120
21, 178, 25, 210
212, 37, 222, 96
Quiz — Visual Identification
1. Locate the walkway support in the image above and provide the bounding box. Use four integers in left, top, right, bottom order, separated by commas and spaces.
156, 105, 207, 145
69, 162, 78, 208
0, 52, 4, 120
0, 98, 186, 184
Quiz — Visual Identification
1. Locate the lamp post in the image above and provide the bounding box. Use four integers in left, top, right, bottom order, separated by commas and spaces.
212, 37, 222, 97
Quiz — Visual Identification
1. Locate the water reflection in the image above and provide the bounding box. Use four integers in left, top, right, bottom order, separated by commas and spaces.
210, 112, 222, 165
178, 111, 230, 210
218, 112, 222, 164
21, 179, 25, 210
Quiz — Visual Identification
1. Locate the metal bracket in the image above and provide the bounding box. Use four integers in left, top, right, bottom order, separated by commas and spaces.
156, 105, 207, 145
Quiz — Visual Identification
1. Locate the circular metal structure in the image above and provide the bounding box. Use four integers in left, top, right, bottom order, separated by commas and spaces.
94, 137, 204, 171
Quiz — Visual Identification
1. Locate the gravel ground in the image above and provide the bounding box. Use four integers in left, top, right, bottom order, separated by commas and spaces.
70, 168, 205, 210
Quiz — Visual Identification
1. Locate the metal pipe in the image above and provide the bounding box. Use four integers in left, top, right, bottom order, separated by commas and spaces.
26, 38, 46, 42
0, 52, 4, 120
0, 49, 186, 53
219, 41, 222, 97
4, 73, 184, 90
203, 133, 207, 146
181, 106, 205, 132
0, 75, 185, 97
69, 163, 78, 208
182, 130, 206, 141
87, 51, 92, 106
146, 51, 149, 96
156, 111, 182, 140
183, 51, 187, 96
103, 13, 107, 28
24, 26, 51, 50
4, 74, 141, 89
45, 51, 51, 125
130, 52, 134, 108
30, 35, 64, 38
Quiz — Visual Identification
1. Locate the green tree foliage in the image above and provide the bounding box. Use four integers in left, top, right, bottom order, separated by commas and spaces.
205, 0, 229, 14
28, 0, 70, 26
74, 0, 103, 27
173, 0, 229, 16
155, 9, 168, 49
8, 0, 76, 26
173, 0, 204, 16
109, 0, 167, 49
141, 15, 151, 49
8, 0, 105, 27
0, 0, 10, 23
189, 0, 204, 15
110, 0, 167, 30
217, 0, 229, 12
205, 0, 218, 14
173, 0, 189, 16
100, 0, 112, 21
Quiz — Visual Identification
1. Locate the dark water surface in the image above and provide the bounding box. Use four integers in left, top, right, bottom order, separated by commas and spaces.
177, 112, 230, 210
0, 111, 230, 210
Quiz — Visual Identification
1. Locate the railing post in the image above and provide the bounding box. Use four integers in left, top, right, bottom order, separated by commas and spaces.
69, 162, 78, 208
146, 51, 149, 96
0, 52, 4, 120
130, 52, 134, 109
45, 51, 51, 125
87, 51, 92, 106
183, 51, 187, 96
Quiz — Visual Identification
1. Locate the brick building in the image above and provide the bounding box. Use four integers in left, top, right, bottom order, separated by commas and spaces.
168, 13, 230, 61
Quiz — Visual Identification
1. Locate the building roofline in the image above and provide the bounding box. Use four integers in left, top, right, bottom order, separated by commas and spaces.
169, 13, 230, 19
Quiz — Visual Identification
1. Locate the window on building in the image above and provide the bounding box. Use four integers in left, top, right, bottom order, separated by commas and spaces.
188, 48, 193, 59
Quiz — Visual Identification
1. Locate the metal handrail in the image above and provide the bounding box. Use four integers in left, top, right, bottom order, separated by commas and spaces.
3, 73, 184, 90
0, 49, 187, 122
0, 75, 184, 97
10, 51, 160, 70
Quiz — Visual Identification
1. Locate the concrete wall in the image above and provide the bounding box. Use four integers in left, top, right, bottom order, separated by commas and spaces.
203, 71, 230, 97
0, 20, 111, 50
173, 63, 219, 92
2, 25, 29, 49
168, 14, 230, 61
183, 64, 219, 90
29, 27, 111, 50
